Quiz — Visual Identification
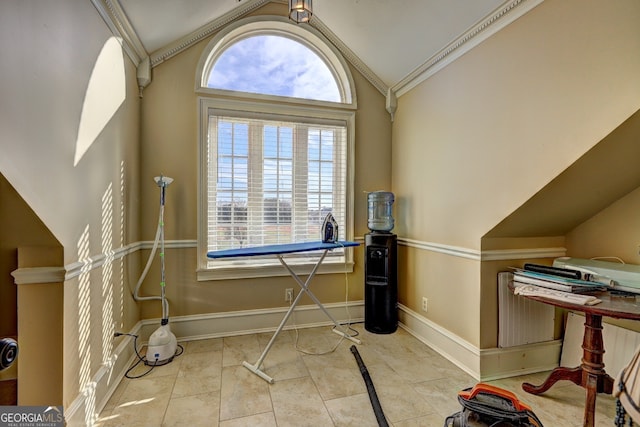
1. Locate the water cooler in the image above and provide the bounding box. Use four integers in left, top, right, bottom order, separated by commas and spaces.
364, 191, 398, 334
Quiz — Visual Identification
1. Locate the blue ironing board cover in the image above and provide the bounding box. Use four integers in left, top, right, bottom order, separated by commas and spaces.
207, 241, 359, 259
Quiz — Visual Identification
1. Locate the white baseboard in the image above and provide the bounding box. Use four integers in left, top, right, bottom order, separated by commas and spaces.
138, 300, 363, 342
65, 301, 363, 426
479, 341, 562, 381
398, 304, 483, 379
397, 304, 561, 381
66, 323, 142, 427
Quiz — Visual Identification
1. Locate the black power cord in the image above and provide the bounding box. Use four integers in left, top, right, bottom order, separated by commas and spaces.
350, 345, 389, 427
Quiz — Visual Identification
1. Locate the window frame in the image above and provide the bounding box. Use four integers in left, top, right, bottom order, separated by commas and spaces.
195, 17, 357, 281
196, 17, 357, 281
197, 97, 355, 281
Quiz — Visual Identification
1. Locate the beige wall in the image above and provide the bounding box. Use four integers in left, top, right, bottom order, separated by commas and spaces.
138, 5, 391, 318
0, 1, 142, 257
566, 186, 640, 264
0, 176, 60, 390
0, 176, 59, 339
0, 0, 142, 410
15, 247, 64, 406
393, 0, 640, 347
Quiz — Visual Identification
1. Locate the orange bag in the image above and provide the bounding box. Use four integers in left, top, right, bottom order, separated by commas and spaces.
444, 383, 543, 427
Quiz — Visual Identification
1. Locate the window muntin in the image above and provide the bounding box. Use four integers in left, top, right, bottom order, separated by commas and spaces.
206, 111, 347, 263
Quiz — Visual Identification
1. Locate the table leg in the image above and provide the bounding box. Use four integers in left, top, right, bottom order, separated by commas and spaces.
581, 313, 614, 427
522, 366, 583, 394
522, 313, 614, 427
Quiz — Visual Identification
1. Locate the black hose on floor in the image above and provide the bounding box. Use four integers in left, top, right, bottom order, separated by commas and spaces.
350, 345, 389, 427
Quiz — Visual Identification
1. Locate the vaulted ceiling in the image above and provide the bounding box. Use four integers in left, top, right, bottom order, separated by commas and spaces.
95, 0, 542, 96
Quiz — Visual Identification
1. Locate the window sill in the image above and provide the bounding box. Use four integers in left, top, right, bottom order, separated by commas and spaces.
196, 259, 355, 282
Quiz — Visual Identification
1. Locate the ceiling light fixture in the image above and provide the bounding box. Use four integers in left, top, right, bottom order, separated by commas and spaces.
289, 0, 312, 24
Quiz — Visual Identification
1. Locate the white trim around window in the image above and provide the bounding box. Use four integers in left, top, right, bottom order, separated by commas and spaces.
197, 97, 356, 281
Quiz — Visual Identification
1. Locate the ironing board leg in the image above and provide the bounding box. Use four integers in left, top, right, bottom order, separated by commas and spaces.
242, 281, 306, 384
242, 250, 360, 383
277, 253, 361, 346
242, 360, 274, 384
241, 251, 327, 383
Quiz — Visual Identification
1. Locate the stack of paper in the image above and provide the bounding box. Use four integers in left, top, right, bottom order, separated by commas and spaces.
511, 264, 608, 294
514, 283, 602, 306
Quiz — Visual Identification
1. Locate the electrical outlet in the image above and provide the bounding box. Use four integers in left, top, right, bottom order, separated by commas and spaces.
422, 297, 428, 312
285, 288, 294, 303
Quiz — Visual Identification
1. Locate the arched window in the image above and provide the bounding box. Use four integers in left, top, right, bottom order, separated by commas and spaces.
196, 17, 356, 280
196, 17, 355, 106
206, 35, 341, 102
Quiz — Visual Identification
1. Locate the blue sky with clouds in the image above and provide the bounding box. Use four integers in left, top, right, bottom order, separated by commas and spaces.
207, 35, 340, 102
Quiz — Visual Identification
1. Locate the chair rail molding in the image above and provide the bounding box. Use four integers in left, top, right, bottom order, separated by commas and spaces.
11, 267, 66, 285
397, 237, 566, 261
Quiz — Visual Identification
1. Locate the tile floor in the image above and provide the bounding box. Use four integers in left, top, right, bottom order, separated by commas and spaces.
96, 323, 618, 426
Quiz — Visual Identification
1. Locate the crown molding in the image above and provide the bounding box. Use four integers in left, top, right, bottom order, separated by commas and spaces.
145, 0, 543, 96
91, 0, 148, 65
149, 0, 272, 67
145, 0, 388, 94
393, 0, 544, 97
93, 0, 542, 98
309, 17, 388, 96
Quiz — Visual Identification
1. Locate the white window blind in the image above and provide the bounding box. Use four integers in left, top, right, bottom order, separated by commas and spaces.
204, 110, 348, 270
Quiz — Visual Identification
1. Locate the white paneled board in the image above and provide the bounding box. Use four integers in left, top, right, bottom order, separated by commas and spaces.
498, 272, 555, 347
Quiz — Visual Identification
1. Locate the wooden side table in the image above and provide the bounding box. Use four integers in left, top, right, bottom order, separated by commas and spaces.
515, 290, 640, 427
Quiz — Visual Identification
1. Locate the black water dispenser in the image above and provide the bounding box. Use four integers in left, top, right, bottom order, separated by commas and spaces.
364, 192, 398, 334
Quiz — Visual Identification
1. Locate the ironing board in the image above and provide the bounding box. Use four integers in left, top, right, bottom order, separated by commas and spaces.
207, 240, 361, 383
